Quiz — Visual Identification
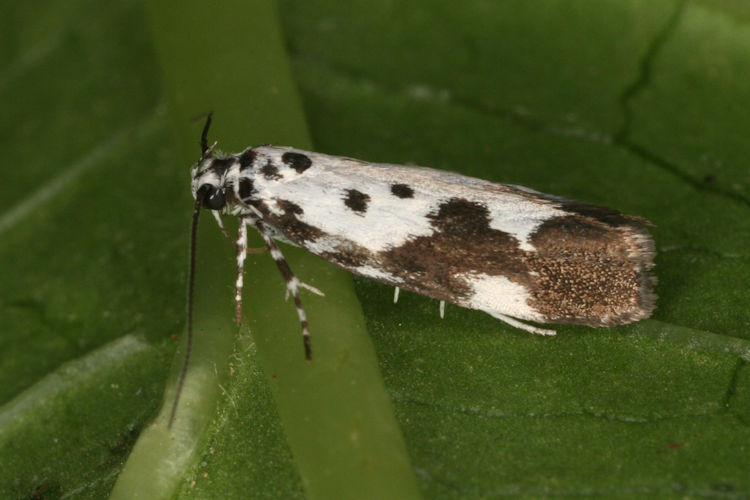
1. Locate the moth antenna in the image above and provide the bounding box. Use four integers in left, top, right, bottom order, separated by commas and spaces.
169, 195, 203, 428
200, 112, 213, 158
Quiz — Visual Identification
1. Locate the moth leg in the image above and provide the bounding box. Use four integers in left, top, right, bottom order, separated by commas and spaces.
233, 217, 250, 326
214, 211, 266, 254
254, 220, 314, 360
301, 282, 324, 296
285, 282, 325, 301
482, 310, 556, 336
212, 210, 234, 244
439, 300, 445, 319
393, 287, 400, 304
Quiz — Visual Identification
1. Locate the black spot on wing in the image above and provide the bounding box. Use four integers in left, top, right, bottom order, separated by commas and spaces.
390, 183, 414, 198
428, 197, 494, 236
261, 160, 282, 180
238, 178, 255, 202
239, 149, 256, 170
282, 152, 312, 173
343, 189, 370, 214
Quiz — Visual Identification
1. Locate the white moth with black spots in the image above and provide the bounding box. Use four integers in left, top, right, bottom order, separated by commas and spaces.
170, 113, 656, 425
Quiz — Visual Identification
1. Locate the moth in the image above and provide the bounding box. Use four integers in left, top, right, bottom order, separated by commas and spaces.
169, 113, 656, 424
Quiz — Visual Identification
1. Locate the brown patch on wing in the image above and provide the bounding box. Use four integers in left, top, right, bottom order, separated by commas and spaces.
319, 239, 373, 269
263, 199, 325, 243
376, 197, 656, 325
381, 198, 525, 301
524, 215, 655, 325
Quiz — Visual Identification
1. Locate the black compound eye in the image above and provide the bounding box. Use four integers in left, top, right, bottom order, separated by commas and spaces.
197, 184, 226, 210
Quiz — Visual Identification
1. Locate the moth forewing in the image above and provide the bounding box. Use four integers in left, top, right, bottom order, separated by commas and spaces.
188, 132, 655, 362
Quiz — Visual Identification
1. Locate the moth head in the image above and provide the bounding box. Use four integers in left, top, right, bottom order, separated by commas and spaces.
192, 159, 231, 211
195, 181, 226, 211
190, 112, 227, 211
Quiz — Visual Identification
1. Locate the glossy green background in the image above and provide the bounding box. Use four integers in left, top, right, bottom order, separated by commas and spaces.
1, 0, 749, 498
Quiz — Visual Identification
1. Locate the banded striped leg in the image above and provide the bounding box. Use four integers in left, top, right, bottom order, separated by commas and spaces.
234, 217, 250, 325
216, 210, 267, 253
254, 220, 318, 360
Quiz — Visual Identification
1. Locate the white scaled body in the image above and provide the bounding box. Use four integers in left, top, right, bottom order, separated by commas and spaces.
192, 145, 656, 337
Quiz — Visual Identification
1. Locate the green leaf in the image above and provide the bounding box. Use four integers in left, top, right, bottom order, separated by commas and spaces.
1, 0, 416, 498
2, 0, 750, 498
277, 0, 750, 496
